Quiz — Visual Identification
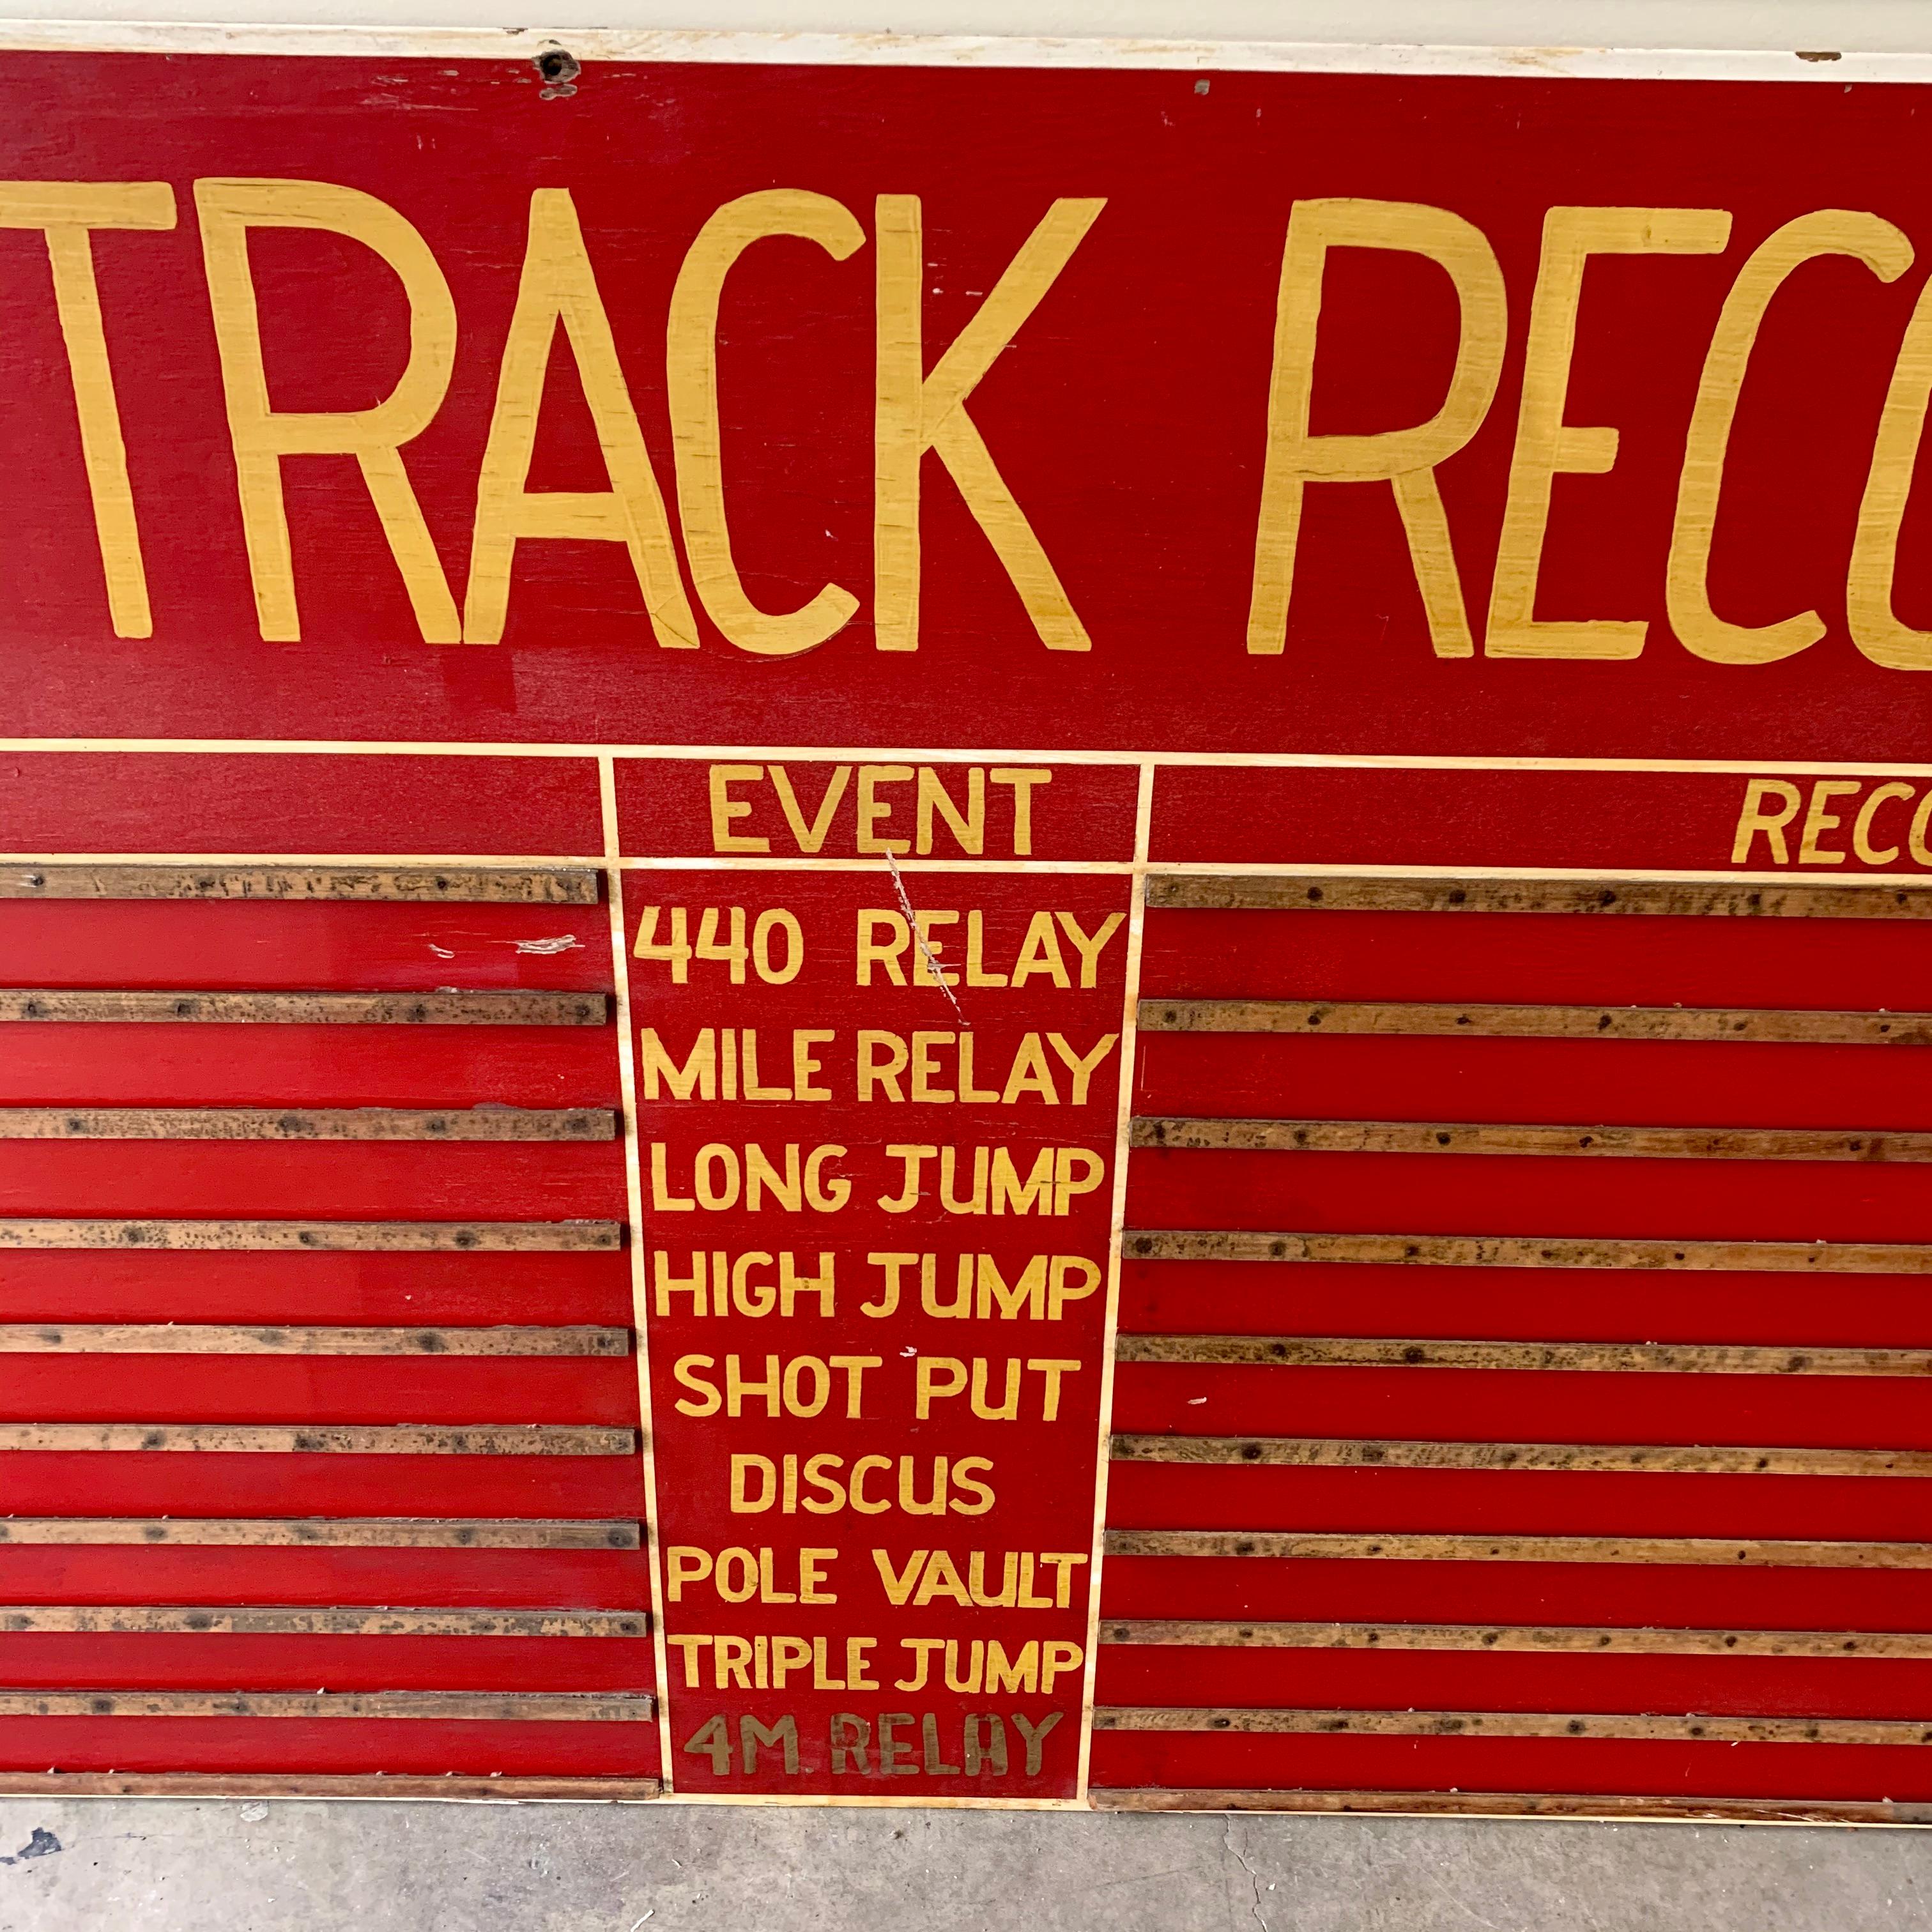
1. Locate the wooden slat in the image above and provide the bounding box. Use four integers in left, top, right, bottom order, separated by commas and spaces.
0, 990, 604, 1026
1091, 1788, 1932, 1823
1146, 874, 1932, 920
0, 1107, 615, 1141
0, 1606, 648, 1636
1094, 1706, 1932, 1745
1115, 1334, 1932, 1376
0, 1689, 653, 1721
1112, 1433, 1932, 1476
1105, 1528, 1932, 1567
0, 1423, 635, 1454
1123, 1230, 1932, 1273
0, 1220, 622, 1252
0, 864, 599, 905
0, 1325, 630, 1357
1138, 997, 1932, 1045
0, 1773, 663, 1799
1132, 1117, 1932, 1163
1098, 1618, 1932, 1659
0, 1519, 640, 1549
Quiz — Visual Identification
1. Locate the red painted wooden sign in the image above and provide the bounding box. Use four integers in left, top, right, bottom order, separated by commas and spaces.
3, 35, 1932, 1820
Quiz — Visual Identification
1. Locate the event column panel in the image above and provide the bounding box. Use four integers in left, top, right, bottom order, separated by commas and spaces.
615, 756, 1139, 1800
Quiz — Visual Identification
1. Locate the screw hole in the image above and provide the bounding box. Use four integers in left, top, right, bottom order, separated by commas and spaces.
536, 49, 581, 95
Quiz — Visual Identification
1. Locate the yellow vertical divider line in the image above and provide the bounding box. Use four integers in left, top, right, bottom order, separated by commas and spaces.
601, 754, 675, 1793
1075, 758, 1156, 1805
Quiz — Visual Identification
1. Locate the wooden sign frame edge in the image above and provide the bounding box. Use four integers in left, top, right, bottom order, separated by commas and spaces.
0, 19, 1922, 85
0, 27, 1926, 1815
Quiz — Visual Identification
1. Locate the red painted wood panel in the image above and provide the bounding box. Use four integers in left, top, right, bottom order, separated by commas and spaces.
0, 1637, 654, 1694
1089, 1732, 1932, 1803
1105, 1462, 1932, 1541
0, 1549, 648, 1608
0, 1717, 657, 1777
0, 811, 645, 1775
0, 1254, 631, 1327
1134, 1035, 1932, 1133
1096, 1647, 1932, 1721
8, 39, 1932, 1813
9, 61, 1932, 770
0, 1143, 621, 1219
0, 1359, 639, 1425
1099, 1554, 1932, 1631
1140, 907, 1932, 1010
1118, 1259, 1932, 1347
1111, 1364, 1932, 1450
0, 901, 611, 991
0, 755, 602, 855
0, 1028, 621, 1108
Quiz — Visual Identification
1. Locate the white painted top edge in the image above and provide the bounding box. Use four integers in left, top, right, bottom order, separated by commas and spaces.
2, 16, 1931, 81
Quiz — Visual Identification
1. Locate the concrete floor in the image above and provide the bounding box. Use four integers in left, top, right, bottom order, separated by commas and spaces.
0, 1800, 1926, 1930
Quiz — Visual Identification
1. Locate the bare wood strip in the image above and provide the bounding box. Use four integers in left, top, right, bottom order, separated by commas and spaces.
0, 1689, 653, 1721
0, 1519, 640, 1549
0, 865, 600, 905
0, 1107, 616, 1142
1114, 1334, 1932, 1376
0, 1220, 622, 1253
1123, 1229, 1932, 1274
1105, 1528, 1932, 1568
0, 990, 605, 1026
0, 1424, 635, 1455
1094, 1706, 1932, 1745
1098, 1618, 1932, 1659
1138, 997, 1932, 1046
0, 1605, 649, 1636
1112, 1432, 1932, 1477
1132, 1117, 1932, 1163
0, 1325, 630, 1358
1091, 1788, 1932, 1825
1146, 874, 1932, 921
0, 1773, 663, 1800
